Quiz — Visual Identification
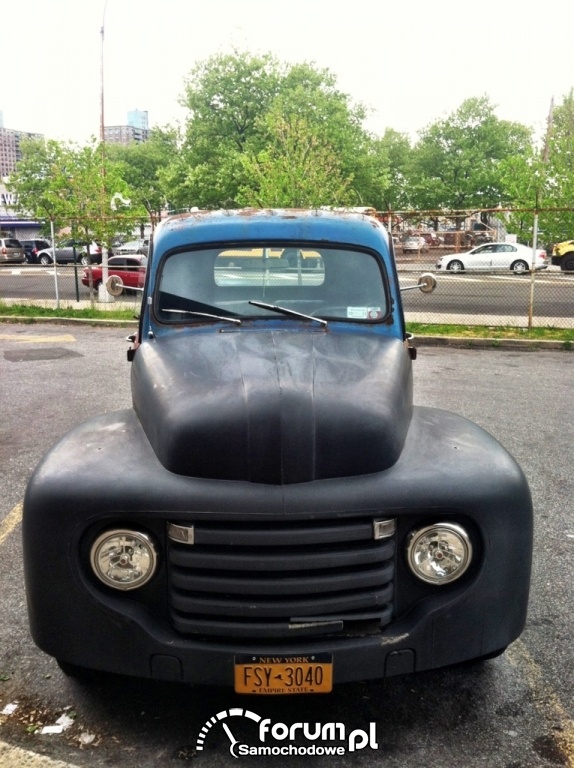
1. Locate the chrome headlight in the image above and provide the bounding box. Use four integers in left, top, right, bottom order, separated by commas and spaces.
90, 529, 158, 590
407, 523, 472, 585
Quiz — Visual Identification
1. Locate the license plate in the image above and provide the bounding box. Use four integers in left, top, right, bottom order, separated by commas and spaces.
234, 654, 333, 694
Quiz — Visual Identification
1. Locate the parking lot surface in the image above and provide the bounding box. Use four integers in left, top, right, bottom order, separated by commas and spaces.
0, 324, 573, 767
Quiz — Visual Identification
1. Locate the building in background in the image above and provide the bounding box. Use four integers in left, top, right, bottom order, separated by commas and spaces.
104, 109, 151, 146
0, 112, 43, 178
0, 182, 42, 239
0, 112, 43, 236
127, 109, 148, 130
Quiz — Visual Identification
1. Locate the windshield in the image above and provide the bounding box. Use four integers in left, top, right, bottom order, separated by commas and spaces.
155, 245, 389, 323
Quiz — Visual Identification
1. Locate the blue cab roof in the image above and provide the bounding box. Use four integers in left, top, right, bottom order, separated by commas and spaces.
152, 208, 391, 257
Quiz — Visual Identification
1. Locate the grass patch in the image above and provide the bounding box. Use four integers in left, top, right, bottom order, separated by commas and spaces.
407, 322, 574, 342
0, 302, 137, 322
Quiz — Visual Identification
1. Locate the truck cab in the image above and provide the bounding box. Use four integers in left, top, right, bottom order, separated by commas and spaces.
23, 209, 532, 692
551, 239, 574, 271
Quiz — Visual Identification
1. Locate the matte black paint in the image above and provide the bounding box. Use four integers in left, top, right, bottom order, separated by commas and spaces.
131, 332, 413, 483
22, 209, 533, 686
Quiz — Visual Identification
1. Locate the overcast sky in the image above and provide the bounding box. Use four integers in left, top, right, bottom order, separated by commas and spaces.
2, 0, 571, 145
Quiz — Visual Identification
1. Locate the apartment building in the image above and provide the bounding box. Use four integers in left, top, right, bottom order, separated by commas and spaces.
0, 112, 43, 178
103, 124, 151, 146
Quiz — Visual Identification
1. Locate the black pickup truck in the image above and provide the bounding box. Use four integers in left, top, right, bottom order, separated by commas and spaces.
23, 208, 532, 694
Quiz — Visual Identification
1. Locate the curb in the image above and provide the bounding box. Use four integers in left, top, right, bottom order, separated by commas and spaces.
414, 335, 572, 351
0, 316, 137, 327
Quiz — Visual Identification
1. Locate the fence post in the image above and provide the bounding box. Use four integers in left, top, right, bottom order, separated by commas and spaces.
527, 212, 539, 330
50, 219, 60, 310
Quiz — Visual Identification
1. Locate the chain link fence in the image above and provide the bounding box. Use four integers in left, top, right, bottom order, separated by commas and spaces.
0, 263, 142, 315
0, 209, 573, 329
396, 249, 573, 329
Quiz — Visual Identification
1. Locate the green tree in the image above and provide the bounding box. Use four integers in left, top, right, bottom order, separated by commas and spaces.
498, 92, 574, 247
539, 90, 574, 244
8, 138, 139, 247
170, 50, 384, 209
370, 129, 412, 212
106, 126, 179, 229
237, 113, 355, 207
173, 50, 282, 208
7, 139, 72, 233
269, 62, 375, 204
498, 146, 546, 243
405, 96, 532, 217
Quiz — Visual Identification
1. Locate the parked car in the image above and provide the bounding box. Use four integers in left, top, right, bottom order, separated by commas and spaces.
81, 255, 147, 292
0, 236, 26, 264
402, 236, 429, 253
21, 239, 51, 264
436, 242, 547, 274
115, 238, 149, 256
420, 232, 444, 246
36, 240, 103, 266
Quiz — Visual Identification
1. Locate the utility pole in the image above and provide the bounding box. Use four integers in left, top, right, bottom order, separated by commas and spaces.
98, 0, 113, 302
528, 98, 554, 329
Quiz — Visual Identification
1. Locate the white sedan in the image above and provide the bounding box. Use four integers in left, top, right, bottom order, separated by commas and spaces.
436, 242, 548, 274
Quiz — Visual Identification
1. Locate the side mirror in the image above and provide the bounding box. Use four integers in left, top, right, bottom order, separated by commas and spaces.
400, 272, 437, 294
417, 273, 437, 294
106, 275, 124, 296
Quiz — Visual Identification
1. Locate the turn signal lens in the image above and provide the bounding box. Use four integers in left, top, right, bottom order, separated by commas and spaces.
90, 529, 157, 590
407, 523, 472, 585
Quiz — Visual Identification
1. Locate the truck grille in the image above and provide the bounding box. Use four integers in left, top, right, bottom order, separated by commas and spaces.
167, 517, 395, 639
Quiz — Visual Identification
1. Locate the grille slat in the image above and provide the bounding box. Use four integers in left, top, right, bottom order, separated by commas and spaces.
172, 605, 394, 638
167, 516, 395, 639
170, 542, 393, 571
171, 583, 393, 618
170, 562, 394, 595
192, 522, 377, 547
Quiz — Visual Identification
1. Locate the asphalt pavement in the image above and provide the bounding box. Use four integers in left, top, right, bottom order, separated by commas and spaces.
0, 324, 573, 768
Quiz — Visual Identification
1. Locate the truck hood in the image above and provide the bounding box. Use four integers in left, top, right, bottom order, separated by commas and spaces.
131, 329, 413, 484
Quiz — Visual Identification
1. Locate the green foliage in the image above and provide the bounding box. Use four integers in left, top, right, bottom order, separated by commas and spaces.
0, 302, 137, 321
8, 138, 141, 245
371, 129, 412, 211
497, 91, 574, 246
173, 50, 386, 209
539, 90, 574, 244
105, 127, 179, 227
174, 50, 283, 208
237, 113, 356, 207
8, 53, 574, 242
405, 96, 532, 213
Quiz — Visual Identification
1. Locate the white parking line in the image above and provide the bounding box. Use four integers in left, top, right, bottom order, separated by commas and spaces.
0, 335, 76, 345
0, 741, 81, 768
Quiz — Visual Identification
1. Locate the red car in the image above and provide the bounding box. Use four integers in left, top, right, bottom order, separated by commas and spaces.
82, 255, 147, 292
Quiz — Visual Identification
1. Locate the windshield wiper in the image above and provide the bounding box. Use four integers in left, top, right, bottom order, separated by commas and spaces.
248, 300, 327, 327
162, 309, 242, 325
